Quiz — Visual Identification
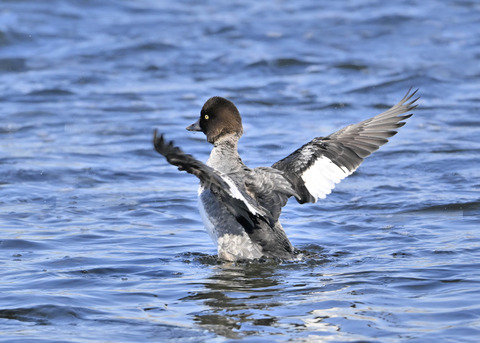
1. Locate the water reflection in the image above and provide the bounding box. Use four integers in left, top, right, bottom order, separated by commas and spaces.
181, 261, 281, 338
181, 253, 336, 339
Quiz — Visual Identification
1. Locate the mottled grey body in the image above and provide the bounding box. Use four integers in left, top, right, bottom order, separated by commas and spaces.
199, 134, 294, 260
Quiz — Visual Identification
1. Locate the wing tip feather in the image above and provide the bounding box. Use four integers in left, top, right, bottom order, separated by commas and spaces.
401, 87, 420, 110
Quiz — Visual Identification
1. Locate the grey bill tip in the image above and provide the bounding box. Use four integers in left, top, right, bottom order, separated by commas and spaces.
186, 118, 202, 132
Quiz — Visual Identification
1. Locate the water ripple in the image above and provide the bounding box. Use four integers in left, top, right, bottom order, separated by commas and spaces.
1, 0, 480, 342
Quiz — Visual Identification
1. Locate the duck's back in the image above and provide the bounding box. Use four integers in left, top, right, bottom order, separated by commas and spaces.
198, 137, 295, 261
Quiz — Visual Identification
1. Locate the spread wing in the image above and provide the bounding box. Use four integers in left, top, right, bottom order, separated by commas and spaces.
245, 167, 298, 222
272, 88, 419, 204
153, 130, 275, 231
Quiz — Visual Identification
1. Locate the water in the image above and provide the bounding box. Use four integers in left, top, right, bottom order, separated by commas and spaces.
1, 0, 479, 342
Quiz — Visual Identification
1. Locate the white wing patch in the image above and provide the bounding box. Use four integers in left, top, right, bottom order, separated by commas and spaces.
220, 174, 262, 216
301, 155, 351, 202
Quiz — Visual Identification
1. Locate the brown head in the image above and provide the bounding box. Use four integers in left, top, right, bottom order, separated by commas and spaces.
186, 96, 243, 144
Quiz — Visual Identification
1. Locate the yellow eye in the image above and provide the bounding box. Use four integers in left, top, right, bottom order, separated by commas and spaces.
204, 115, 209, 120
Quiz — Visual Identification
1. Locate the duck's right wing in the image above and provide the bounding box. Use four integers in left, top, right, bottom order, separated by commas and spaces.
153, 131, 274, 232
272, 89, 418, 204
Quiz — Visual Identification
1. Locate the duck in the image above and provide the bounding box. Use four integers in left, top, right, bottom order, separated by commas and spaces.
153, 89, 418, 261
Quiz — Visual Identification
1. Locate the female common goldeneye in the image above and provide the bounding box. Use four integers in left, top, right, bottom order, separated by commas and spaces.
153, 89, 418, 261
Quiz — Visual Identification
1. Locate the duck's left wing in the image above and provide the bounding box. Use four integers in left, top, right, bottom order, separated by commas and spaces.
153, 131, 274, 231
272, 89, 419, 204
245, 167, 298, 222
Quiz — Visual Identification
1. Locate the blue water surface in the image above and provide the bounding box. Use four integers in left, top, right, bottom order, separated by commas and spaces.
1, 0, 479, 342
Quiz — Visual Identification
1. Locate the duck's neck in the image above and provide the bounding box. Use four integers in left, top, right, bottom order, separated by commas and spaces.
207, 134, 244, 173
